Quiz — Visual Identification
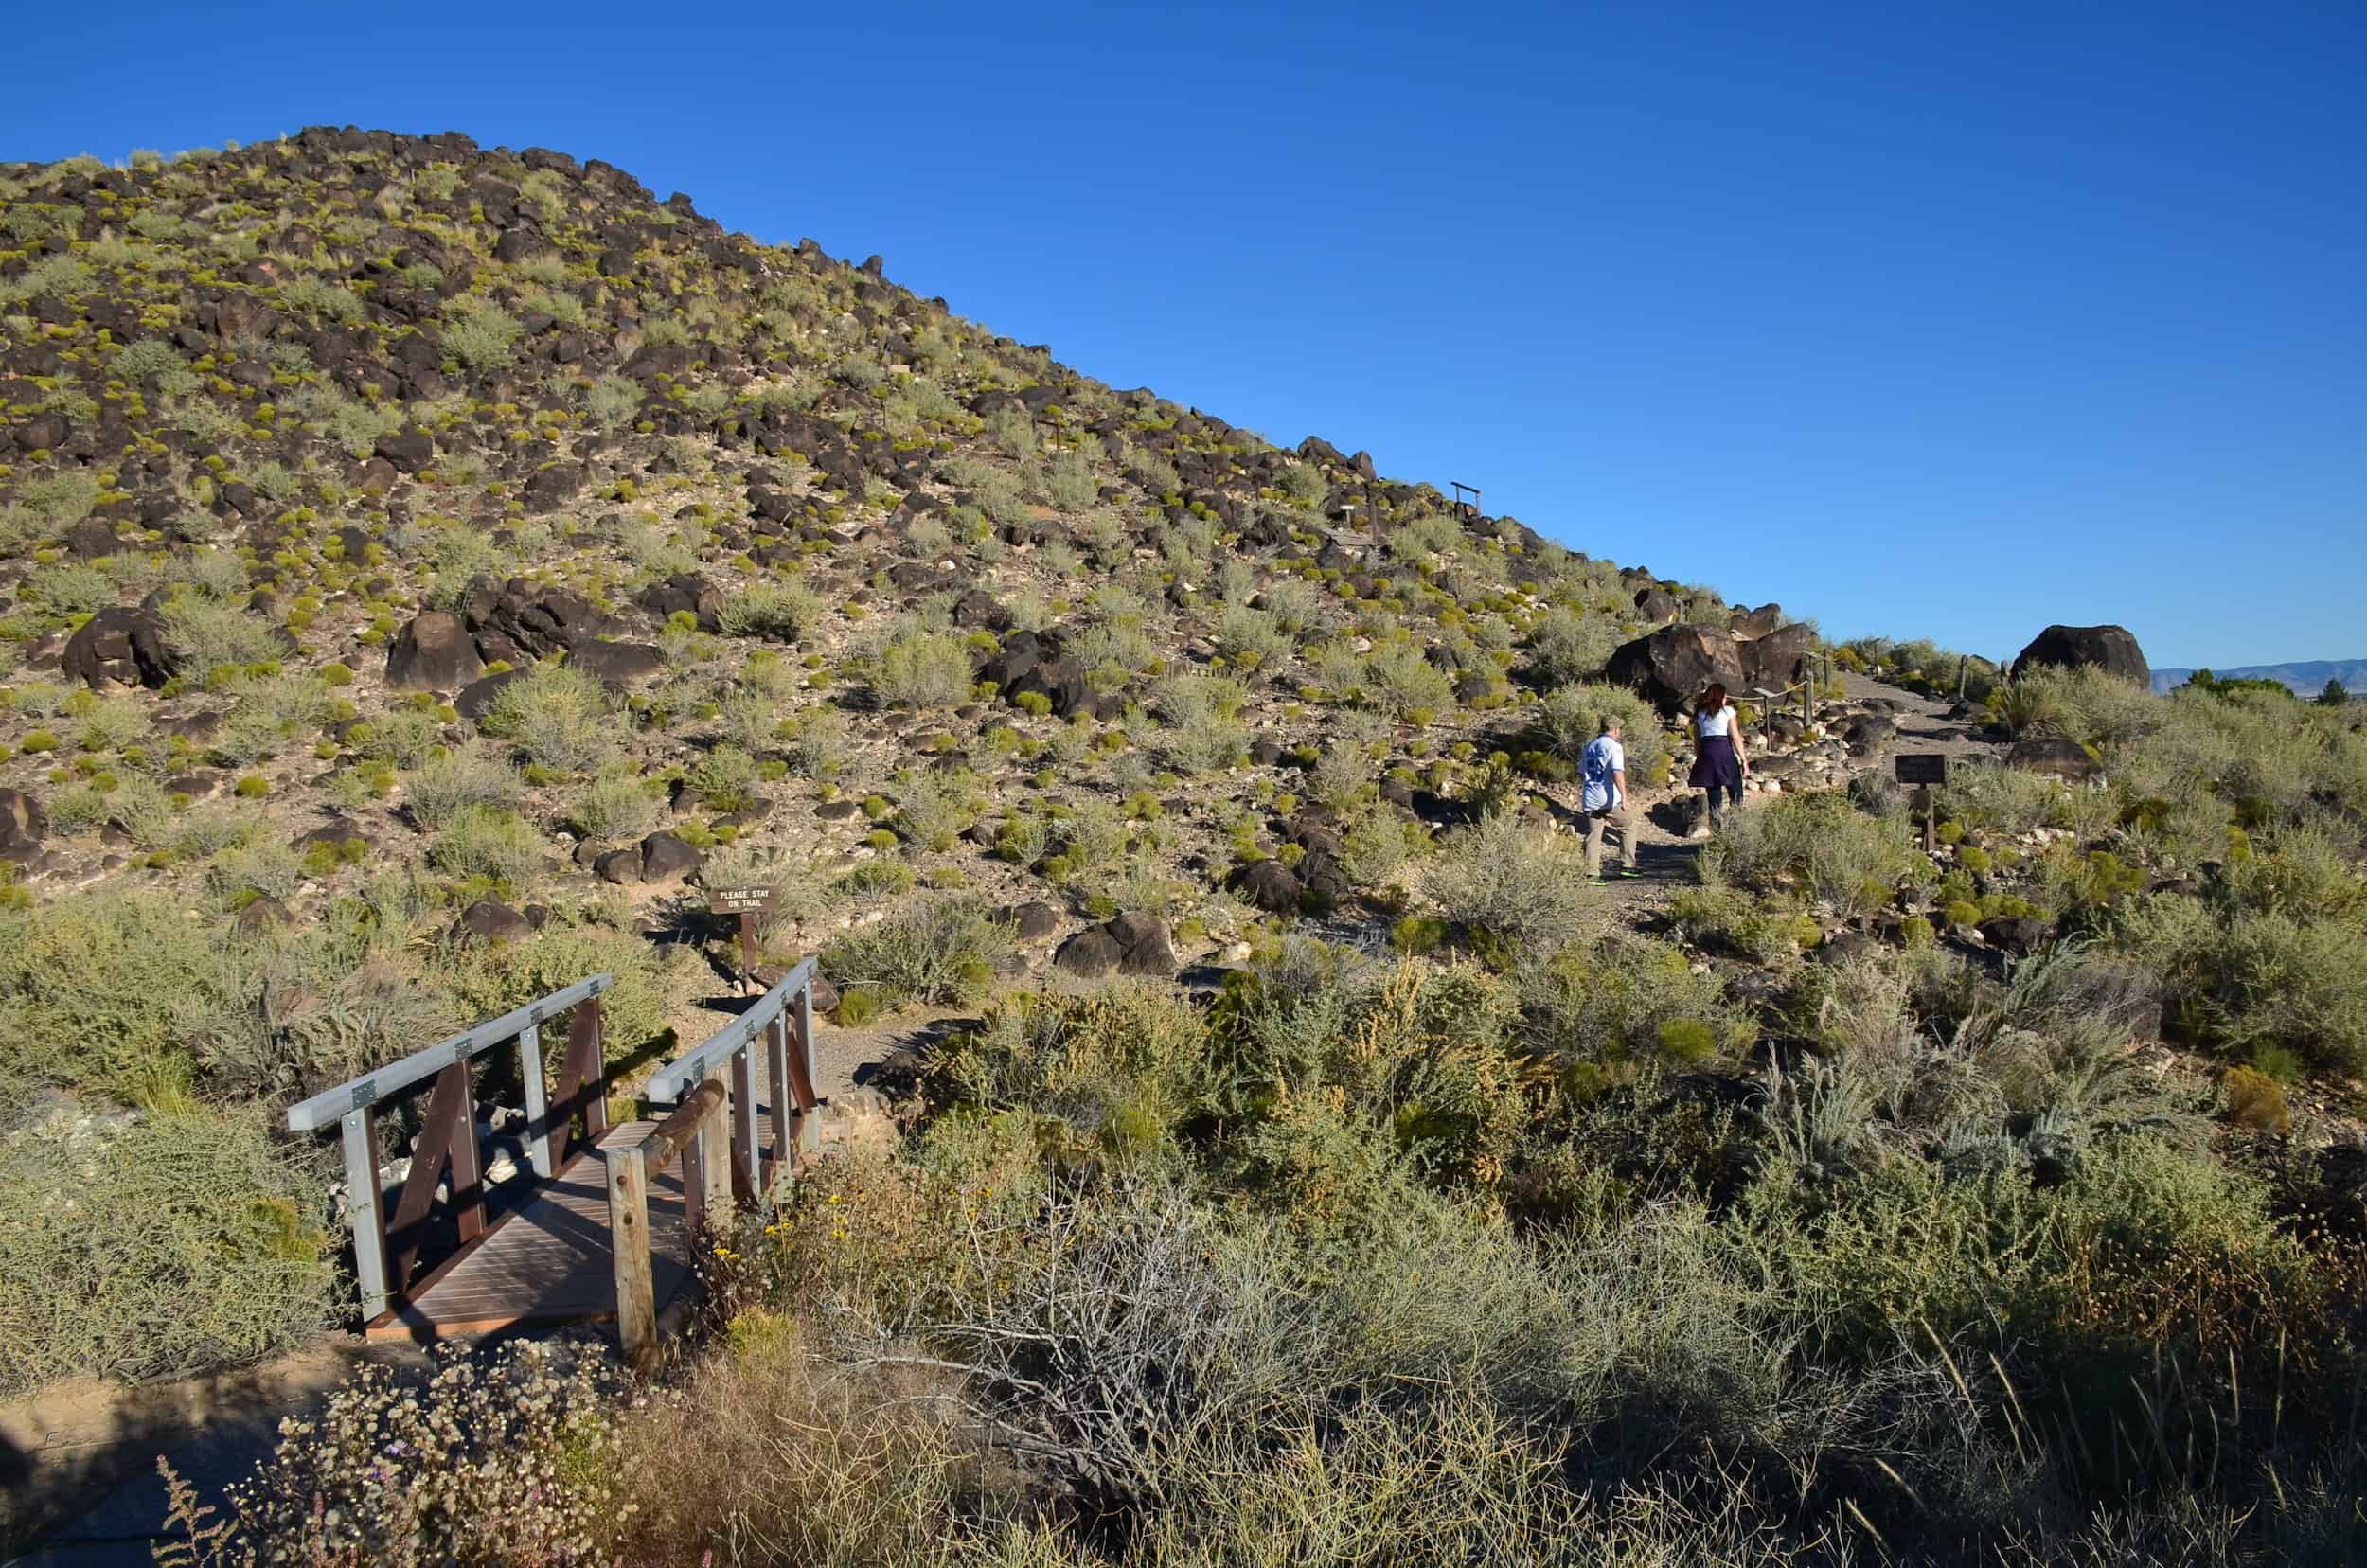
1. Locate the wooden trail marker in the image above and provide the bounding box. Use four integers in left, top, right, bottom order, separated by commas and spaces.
707, 886, 778, 992
1895, 755, 1948, 851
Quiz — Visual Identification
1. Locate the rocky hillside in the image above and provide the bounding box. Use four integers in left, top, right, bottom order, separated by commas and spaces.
0, 125, 1850, 1004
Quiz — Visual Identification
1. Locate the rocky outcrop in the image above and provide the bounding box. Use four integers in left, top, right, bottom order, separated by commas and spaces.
62, 607, 176, 690
2012, 625, 2148, 686
1055, 913, 1176, 979
1606, 625, 1745, 714
385, 611, 486, 690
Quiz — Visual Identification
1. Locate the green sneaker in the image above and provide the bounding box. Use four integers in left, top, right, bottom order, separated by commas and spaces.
1588, 877, 1611, 887
1618, 868, 1643, 879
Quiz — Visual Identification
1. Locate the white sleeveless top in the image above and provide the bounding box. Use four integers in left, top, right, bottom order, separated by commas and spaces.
1695, 704, 1735, 739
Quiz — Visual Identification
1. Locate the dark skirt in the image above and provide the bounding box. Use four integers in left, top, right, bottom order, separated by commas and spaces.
1689, 734, 1742, 790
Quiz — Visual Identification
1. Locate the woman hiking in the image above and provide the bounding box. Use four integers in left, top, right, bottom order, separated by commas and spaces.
1688, 681, 1749, 834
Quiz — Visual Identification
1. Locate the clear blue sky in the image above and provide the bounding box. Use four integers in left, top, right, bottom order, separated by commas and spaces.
9, 0, 2363, 668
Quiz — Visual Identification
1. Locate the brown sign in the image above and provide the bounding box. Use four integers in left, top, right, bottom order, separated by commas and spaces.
707, 886, 777, 916
1894, 754, 1949, 786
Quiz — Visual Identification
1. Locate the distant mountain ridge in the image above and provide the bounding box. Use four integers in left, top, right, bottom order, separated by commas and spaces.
2150, 659, 2367, 696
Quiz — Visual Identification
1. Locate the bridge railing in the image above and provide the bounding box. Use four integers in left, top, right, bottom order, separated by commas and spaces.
610, 958, 818, 1364
287, 973, 614, 1322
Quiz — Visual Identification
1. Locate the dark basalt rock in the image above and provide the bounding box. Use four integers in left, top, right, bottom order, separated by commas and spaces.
1230, 858, 1303, 913
2012, 625, 2148, 686
0, 789, 46, 864
1606, 625, 1746, 715
454, 900, 533, 945
385, 611, 486, 691
569, 640, 665, 690
63, 606, 176, 690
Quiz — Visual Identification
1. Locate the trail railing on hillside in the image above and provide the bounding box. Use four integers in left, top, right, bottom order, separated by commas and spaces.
286, 975, 614, 1323
608, 958, 820, 1364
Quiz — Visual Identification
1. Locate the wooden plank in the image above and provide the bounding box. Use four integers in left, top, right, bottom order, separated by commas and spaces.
370, 1123, 695, 1344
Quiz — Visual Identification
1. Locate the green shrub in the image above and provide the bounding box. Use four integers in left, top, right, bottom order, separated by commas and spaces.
1706, 790, 1929, 922
480, 663, 624, 775
428, 805, 545, 896
873, 630, 972, 708
715, 577, 824, 641
0, 1106, 335, 1396
404, 741, 523, 829
1148, 671, 1250, 774
160, 597, 286, 680
570, 769, 665, 843
441, 916, 689, 1068
823, 895, 1014, 1007
1423, 811, 1591, 966
1538, 682, 1668, 777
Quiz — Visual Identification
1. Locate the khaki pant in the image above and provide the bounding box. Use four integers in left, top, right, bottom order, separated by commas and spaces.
1583, 803, 1636, 877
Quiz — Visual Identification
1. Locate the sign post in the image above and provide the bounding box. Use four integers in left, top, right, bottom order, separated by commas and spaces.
706, 886, 778, 992
1894, 755, 1949, 852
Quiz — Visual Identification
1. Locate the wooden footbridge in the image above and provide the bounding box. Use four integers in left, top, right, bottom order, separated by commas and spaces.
285, 961, 822, 1364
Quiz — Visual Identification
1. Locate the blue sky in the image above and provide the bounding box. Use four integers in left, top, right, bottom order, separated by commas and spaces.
8, 0, 2362, 668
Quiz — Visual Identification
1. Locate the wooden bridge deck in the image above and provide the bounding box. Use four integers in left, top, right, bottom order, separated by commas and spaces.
368, 1122, 693, 1344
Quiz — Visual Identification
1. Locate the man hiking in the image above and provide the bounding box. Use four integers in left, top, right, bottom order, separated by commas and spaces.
1580, 715, 1640, 884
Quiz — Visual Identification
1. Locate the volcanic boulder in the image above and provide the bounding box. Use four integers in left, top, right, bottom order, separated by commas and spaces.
62, 607, 176, 690
385, 611, 487, 691
1606, 625, 1745, 714
2012, 625, 2148, 686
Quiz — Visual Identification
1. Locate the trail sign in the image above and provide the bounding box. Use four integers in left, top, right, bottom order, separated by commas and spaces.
706, 886, 778, 991
1894, 754, 1949, 786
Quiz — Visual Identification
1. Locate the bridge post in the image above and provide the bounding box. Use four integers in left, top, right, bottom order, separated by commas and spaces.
518, 1022, 553, 1180
764, 1012, 792, 1197
606, 1146, 655, 1370
792, 979, 820, 1157
684, 1072, 733, 1233
339, 1108, 391, 1322
730, 1042, 760, 1202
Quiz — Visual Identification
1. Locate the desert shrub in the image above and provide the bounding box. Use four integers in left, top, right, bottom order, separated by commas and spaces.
823, 895, 1013, 1007
1526, 606, 1617, 686
1938, 759, 2068, 835
75, 692, 150, 753
609, 1314, 967, 1565
160, 597, 285, 679
1538, 681, 1669, 776
716, 576, 824, 641
438, 296, 523, 369
1148, 671, 1250, 774
2111, 893, 2367, 1074
207, 839, 302, 905
480, 662, 624, 775
0, 1104, 335, 1395
440, 916, 688, 1067
1361, 640, 1455, 718
1521, 934, 1756, 1082
893, 770, 979, 853
428, 805, 546, 896
1214, 602, 1293, 666
569, 768, 665, 843
1666, 885, 1813, 964
1705, 790, 1929, 921
687, 744, 765, 812
404, 741, 523, 829
2007, 664, 2161, 748
164, 1340, 619, 1562
1423, 811, 1590, 965
24, 561, 115, 615
781, 705, 853, 780
354, 705, 442, 768
873, 630, 973, 708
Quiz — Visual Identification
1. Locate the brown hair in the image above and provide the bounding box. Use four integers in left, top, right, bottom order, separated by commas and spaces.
1697, 681, 1729, 716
